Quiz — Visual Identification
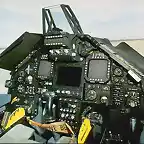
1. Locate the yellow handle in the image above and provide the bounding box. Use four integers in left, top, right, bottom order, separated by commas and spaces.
5, 107, 25, 129
78, 118, 92, 144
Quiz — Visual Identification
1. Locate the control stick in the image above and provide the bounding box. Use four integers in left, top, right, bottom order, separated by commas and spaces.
130, 117, 136, 132
43, 91, 56, 122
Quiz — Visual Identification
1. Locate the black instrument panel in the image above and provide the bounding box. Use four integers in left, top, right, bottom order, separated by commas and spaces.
4, 33, 144, 135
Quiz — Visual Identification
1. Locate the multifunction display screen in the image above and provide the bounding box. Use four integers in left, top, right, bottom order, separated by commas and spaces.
38, 61, 51, 77
56, 66, 82, 87
88, 59, 108, 80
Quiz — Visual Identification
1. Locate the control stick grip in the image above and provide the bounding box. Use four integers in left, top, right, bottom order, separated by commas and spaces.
43, 91, 55, 122
47, 96, 53, 119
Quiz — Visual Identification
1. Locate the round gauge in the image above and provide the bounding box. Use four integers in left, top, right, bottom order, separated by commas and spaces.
130, 91, 138, 98
114, 67, 123, 76
86, 90, 97, 100
17, 85, 25, 93
18, 77, 23, 83
19, 71, 25, 77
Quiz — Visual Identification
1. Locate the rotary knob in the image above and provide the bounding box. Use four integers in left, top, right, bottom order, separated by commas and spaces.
61, 113, 65, 118
26, 75, 33, 84
72, 105, 76, 108
129, 100, 136, 107
55, 50, 60, 54
66, 114, 69, 117
66, 109, 69, 112
101, 96, 108, 105
64, 49, 69, 54
71, 115, 75, 120
5, 80, 12, 88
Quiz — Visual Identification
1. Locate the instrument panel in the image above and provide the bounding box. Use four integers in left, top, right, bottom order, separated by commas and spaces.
4, 33, 144, 133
